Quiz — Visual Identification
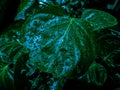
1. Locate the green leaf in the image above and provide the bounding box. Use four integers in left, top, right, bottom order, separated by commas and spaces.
103, 48, 120, 67
0, 35, 24, 63
0, 36, 25, 89
81, 9, 118, 31
0, 33, 30, 89
15, 0, 35, 20
0, 64, 15, 89
86, 63, 107, 86
23, 14, 96, 78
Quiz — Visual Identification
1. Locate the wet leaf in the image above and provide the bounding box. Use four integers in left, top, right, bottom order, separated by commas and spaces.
22, 9, 118, 78
23, 14, 96, 78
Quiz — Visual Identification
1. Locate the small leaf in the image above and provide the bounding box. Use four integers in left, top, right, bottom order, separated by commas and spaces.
15, 0, 35, 20
0, 64, 15, 89
81, 9, 118, 31
86, 63, 107, 86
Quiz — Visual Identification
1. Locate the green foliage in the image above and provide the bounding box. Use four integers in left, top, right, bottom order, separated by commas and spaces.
0, 0, 118, 89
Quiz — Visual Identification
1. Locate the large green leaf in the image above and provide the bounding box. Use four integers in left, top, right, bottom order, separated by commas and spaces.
1, 8, 118, 78
23, 14, 96, 78
22, 9, 118, 78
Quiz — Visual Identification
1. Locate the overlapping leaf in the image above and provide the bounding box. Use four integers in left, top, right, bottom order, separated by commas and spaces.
15, 0, 35, 20
81, 9, 118, 31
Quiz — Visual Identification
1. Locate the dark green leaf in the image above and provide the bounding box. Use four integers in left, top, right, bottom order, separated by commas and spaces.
81, 9, 118, 31
15, 0, 35, 20
86, 63, 107, 86
0, 64, 15, 89
23, 14, 96, 78
38, 5, 67, 16
14, 48, 30, 90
